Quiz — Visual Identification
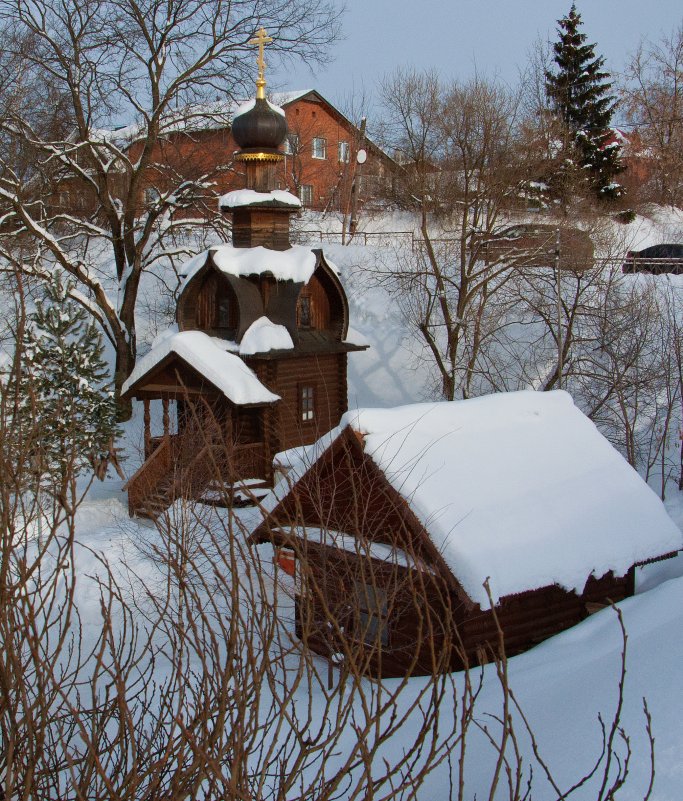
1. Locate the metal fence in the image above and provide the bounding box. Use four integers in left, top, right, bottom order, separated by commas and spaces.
290, 230, 683, 273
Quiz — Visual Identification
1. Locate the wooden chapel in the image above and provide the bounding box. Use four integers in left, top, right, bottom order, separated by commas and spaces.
122, 30, 365, 519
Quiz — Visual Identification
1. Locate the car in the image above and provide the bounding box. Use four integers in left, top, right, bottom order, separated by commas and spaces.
472, 223, 595, 272
622, 244, 683, 275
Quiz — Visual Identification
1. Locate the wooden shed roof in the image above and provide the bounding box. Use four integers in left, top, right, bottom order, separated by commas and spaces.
121, 330, 280, 405
258, 391, 682, 609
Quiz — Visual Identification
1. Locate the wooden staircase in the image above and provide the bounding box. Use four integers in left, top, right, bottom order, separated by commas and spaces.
123, 435, 270, 520
134, 476, 176, 520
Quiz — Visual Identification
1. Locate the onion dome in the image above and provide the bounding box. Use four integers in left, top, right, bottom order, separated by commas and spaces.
232, 98, 288, 159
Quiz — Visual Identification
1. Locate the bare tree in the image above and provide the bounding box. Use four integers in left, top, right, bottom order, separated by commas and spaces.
0, 308, 659, 800
0, 0, 341, 413
376, 70, 543, 400
622, 21, 683, 206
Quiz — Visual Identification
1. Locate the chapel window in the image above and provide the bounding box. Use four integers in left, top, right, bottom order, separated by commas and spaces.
297, 293, 312, 328
300, 385, 315, 422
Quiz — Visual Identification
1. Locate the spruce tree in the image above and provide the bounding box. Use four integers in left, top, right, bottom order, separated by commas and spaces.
22, 272, 120, 487
545, 4, 624, 200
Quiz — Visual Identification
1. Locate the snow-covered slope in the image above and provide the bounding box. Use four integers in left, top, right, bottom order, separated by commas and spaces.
63, 206, 683, 799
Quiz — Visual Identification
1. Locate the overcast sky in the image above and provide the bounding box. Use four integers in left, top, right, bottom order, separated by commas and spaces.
270, 0, 682, 118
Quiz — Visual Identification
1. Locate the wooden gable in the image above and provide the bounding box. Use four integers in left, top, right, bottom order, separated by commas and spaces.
124, 350, 271, 408
254, 426, 639, 678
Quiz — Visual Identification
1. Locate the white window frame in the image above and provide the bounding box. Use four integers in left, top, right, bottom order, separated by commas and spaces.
298, 184, 314, 206
312, 137, 327, 160
284, 133, 299, 155
300, 385, 315, 422
338, 140, 350, 163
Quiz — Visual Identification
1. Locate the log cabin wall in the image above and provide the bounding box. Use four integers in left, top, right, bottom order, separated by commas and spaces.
263, 429, 639, 676
290, 541, 452, 679
232, 209, 291, 250
454, 569, 634, 668
248, 353, 347, 451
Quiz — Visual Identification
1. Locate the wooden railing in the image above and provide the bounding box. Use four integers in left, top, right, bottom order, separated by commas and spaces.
231, 443, 267, 482
125, 434, 269, 517
123, 435, 173, 516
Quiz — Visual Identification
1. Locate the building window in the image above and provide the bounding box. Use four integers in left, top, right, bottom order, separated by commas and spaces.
312, 137, 327, 159
284, 133, 299, 155
299, 184, 314, 206
338, 140, 350, 163
300, 385, 315, 422
297, 293, 312, 327
217, 295, 232, 329
353, 582, 389, 646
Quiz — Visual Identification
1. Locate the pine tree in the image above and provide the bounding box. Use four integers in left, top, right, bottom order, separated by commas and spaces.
545, 4, 624, 200
21, 272, 120, 488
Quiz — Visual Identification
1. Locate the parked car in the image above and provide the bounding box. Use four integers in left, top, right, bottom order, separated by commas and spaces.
622, 243, 683, 275
471, 223, 595, 272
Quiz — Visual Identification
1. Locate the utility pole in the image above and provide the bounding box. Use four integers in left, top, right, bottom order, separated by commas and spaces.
348, 117, 367, 240
555, 228, 563, 390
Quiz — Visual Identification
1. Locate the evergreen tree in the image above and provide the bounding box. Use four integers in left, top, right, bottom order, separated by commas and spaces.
21, 272, 120, 487
545, 4, 624, 200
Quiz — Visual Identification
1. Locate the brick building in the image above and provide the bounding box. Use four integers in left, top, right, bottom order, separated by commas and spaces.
51, 90, 395, 219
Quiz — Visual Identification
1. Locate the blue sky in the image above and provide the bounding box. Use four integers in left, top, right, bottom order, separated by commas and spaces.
270, 0, 681, 114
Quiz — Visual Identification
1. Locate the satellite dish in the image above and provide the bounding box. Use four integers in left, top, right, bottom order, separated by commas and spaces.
356, 148, 367, 165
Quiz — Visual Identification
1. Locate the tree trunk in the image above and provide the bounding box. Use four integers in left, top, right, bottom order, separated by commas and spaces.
114, 335, 136, 421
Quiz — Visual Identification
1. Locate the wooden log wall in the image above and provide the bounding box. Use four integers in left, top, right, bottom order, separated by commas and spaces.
291, 541, 452, 679
249, 353, 346, 452
232, 209, 291, 250
454, 570, 634, 668
266, 430, 639, 677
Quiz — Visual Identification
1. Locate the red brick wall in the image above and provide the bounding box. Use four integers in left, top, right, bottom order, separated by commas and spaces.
51, 94, 394, 217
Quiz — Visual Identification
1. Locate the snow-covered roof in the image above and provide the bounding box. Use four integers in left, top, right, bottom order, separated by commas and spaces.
270, 391, 682, 609
272, 526, 433, 572
122, 330, 279, 405
233, 97, 286, 119
180, 244, 318, 284
269, 89, 315, 107
239, 317, 294, 355
219, 189, 301, 209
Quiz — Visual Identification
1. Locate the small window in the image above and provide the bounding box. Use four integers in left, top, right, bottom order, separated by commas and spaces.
338, 141, 350, 163
298, 293, 312, 327
300, 385, 315, 422
299, 184, 314, 206
312, 137, 327, 159
353, 582, 389, 646
217, 296, 232, 329
284, 133, 299, 155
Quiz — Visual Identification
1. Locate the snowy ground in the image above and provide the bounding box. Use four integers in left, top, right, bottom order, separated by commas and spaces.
66, 206, 683, 798
74, 473, 683, 800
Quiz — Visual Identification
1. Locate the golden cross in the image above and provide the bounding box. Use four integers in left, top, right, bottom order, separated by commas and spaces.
248, 27, 273, 99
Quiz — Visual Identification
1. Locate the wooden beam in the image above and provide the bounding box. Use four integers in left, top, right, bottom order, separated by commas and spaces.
143, 399, 151, 457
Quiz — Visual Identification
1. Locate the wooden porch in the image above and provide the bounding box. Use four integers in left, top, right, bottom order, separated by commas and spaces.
124, 398, 272, 520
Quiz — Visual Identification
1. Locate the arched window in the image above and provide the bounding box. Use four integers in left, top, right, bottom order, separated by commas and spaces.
297, 291, 312, 328
195, 274, 238, 335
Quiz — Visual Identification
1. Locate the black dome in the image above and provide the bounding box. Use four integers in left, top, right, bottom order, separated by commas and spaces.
232, 98, 287, 151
